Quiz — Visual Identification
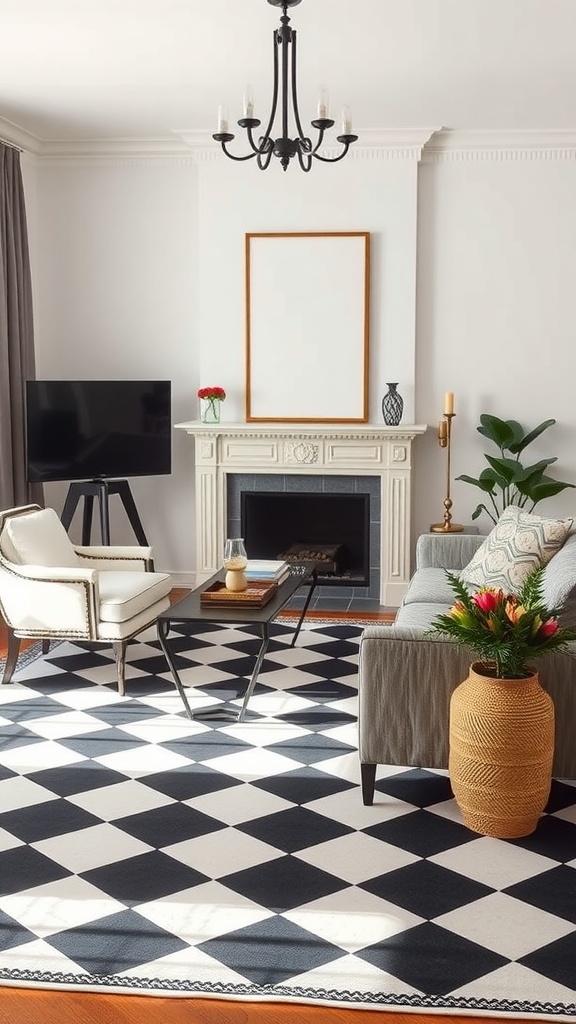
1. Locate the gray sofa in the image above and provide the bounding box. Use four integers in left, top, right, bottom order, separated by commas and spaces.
358, 531, 576, 804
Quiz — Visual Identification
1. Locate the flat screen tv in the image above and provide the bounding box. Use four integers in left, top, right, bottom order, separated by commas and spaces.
25, 380, 172, 483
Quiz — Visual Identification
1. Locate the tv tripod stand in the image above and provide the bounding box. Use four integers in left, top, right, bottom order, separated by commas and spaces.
60, 479, 149, 546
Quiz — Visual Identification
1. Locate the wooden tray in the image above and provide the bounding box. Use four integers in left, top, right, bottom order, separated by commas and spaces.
200, 579, 278, 608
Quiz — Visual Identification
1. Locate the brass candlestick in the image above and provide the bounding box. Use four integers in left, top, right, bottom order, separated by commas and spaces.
430, 412, 463, 533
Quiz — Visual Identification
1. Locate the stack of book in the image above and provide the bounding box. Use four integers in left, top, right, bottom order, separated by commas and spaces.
245, 559, 290, 586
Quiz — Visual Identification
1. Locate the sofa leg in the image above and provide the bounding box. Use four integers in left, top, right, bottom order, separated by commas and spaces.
41, 639, 51, 655
2, 629, 21, 684
361, 763, 377, 805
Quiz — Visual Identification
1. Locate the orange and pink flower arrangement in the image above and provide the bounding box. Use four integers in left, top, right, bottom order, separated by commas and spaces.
429, 565, 576, 678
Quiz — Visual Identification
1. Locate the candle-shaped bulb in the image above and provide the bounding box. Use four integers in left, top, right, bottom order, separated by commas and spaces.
243, 86, 254, 119
217, 105, 228, 133
342, 105, 352, 135
443, 391, 454, 415
317, 86, 329, 120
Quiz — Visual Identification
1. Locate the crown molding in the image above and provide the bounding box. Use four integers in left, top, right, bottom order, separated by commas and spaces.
0, 116, 43, 155
423, 128, 576, 162
174, 127, 440, 163
4, 122, 576, 164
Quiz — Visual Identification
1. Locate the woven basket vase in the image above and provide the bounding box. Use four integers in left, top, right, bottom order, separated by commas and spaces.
449, 662, 554, 839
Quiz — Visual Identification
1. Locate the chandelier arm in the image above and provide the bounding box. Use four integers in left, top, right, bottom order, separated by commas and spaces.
257, 146, 275, 170
296, 146, 313, 172
309, 126, 327, 155
245, 126, 275, 156
279, 15, 291, 140
257, 27, 281, 148
290, 30, 307, 141
219, 141, 258, 162
312, 142, 353, 164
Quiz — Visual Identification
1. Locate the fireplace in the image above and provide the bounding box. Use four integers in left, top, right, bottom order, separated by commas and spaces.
174, 422, 426, 607
237, 481, 373, 589
241, 489, 371, 588
227, 473, 380, 596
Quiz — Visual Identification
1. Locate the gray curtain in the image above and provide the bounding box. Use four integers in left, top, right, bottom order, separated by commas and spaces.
0, 142, 41, 509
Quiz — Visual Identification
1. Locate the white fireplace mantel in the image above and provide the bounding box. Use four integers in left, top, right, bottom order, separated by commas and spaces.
175, 421, 427, 606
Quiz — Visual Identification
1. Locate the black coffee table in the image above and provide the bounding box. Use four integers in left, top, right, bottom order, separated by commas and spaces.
156, 563, 317, 722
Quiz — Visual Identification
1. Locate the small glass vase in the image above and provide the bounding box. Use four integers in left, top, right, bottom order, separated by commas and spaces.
200, 397, 221, 424
223, 537, 248, 592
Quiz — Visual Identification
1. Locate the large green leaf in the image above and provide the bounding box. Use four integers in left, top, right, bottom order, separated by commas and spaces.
471, 503, 497, 523
456, 472, 496, 493
477, 415, 524, 451
484, 455, 527, 485
508, 419, 556, 455
527, 479, 576, 501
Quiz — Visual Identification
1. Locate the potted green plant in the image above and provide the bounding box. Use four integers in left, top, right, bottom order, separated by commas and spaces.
457, 414, 574, 525
428, 566, 576, 838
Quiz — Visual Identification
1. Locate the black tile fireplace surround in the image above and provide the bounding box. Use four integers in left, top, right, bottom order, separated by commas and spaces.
226, 474, 381, 600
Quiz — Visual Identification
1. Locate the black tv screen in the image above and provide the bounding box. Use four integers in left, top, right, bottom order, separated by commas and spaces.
25, 380, 172, 483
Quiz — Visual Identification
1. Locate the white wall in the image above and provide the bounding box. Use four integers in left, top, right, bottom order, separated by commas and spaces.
415, 148, 576, 539
21, 136, 576, 583
195, 152, 420, 425
27, 157, 200, 576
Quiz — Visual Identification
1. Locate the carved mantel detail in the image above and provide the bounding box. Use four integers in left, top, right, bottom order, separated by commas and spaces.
175, 421, 427, 606
284, 442, 319, 464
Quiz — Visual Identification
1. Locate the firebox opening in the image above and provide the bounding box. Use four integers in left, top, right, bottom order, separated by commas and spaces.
241, 490, 370, 587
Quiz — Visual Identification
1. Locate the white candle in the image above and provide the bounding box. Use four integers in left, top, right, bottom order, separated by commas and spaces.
444, 391, 454, 415
342, 105, 352, 135
243, 86, 254, 119
317, 87, 329, 120
217, 105, 228, 133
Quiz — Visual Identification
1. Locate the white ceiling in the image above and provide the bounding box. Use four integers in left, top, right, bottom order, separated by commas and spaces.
1, 0, 576, 146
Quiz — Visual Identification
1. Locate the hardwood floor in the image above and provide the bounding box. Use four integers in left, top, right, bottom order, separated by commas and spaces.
0, 596, 526, 1024
0, 989, 520, 1024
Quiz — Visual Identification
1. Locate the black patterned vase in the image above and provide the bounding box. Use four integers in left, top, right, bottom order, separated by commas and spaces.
382, 383, 404, 426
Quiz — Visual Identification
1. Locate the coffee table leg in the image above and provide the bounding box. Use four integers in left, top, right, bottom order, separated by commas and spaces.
156, 620, 194, 720
237, 624, 270, 722
290, 575, 317, 648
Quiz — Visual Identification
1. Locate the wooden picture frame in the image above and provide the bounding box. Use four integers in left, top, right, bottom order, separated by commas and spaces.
245, 231, 370, 422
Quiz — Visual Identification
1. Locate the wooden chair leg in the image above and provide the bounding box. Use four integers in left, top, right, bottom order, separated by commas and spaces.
2, 629, 21, 684
361, 762, 377, 806
112, 641, 127, 696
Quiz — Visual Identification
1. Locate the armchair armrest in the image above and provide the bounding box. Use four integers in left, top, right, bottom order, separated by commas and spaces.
0, 562, 98, 636
416, 533, 484, 571
9, 564, 97, 584
74, 544, 154, 571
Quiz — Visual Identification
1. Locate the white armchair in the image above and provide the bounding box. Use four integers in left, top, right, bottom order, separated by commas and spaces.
0, 504, 172, 694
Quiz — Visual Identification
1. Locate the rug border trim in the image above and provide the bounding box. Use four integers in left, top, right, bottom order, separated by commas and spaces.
0, 971, 574, 1020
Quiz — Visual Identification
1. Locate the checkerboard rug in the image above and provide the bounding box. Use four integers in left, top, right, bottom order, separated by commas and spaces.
0, 621, 575, 1018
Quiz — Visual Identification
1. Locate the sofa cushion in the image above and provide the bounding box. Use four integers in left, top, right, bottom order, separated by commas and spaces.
3, 508, 80, 568
396, 602, 454, 629
460, 505, 573, 592
402, 568, 458, 606
540, 532, 576, 626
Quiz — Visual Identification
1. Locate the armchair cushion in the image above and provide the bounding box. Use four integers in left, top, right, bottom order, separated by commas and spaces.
98, 571, 171, 624
460, 504, 573, 591
2, 507, 80, 568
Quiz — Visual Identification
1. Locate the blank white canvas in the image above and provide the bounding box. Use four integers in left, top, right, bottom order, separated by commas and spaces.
246, 233, 369, 421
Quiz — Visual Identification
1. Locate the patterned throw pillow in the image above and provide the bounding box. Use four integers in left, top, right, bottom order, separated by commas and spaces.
460, 505, 574, 591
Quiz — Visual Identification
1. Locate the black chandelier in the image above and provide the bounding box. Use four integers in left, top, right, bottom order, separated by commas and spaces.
212, 0, 358, 172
